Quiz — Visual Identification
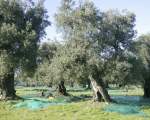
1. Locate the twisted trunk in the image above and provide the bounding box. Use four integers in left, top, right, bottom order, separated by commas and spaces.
89, 75, 111, 103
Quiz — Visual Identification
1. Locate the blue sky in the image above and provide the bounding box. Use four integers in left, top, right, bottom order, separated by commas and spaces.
44, 0, 150, 41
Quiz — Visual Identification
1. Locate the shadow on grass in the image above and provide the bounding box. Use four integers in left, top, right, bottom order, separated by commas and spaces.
68, 94, 92, 102
67, 88, 91, 92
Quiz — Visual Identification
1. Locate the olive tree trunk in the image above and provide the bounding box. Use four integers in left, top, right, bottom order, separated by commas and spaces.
57, 81, 68, 96
0, 70, 16, 100
144, 79, 150, 98
89, 75, 112, 103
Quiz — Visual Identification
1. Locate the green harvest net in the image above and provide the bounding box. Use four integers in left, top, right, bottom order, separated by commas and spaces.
104, 95, 150, 116
14, 95, 71, 110
14, 94, 89, 110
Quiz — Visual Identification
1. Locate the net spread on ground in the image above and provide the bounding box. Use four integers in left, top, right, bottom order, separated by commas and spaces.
104, 95, 149, 116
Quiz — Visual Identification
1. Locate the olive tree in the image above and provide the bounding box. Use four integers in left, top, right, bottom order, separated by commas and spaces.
0, 0, 49, 99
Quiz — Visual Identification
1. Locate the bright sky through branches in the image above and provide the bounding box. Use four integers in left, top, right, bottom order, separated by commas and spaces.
44, 0, 150, 41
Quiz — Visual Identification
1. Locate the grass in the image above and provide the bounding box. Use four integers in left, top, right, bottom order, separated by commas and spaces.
0, 86, 150, 120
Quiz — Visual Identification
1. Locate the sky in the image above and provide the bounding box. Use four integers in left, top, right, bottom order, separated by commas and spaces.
44, 0, 150, 41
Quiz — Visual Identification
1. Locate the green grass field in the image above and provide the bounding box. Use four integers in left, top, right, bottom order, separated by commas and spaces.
0, 87, 150, 120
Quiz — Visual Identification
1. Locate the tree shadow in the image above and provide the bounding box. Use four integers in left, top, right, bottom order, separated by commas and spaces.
68, 94, 92, 102
67, 89, 90, 92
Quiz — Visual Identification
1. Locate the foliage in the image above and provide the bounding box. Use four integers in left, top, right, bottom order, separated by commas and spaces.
131, 34, 150, 86
135, 34, 150, 77
0, 0, 50, 78
48, 0, 136, 86
32, 42, 59, 85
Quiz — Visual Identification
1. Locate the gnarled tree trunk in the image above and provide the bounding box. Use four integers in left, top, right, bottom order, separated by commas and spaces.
0, 69, 16, 100
57, 81, 68, 96
0, 50, 17, 100
144, 79, 150, 98
89, 75, 112, 103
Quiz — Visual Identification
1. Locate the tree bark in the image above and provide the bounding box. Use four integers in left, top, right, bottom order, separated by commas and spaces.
89, 75, 112, 103
144, 79, 150, 98
57, 81, 68, 96
0, 69, 16, 100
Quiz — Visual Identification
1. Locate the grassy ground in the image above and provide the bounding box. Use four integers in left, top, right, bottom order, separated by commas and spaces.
0, 86, 150, 120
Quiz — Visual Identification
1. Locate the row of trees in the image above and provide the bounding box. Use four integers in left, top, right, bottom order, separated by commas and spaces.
0, 0, 150, 102
35, 0, 150, 102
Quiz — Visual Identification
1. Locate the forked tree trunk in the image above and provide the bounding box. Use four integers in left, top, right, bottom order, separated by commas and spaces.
0, 69, 16, 100
144, 79, 150, 98
89, 75, 112, 103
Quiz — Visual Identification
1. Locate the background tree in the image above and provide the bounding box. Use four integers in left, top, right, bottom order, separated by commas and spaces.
133, 34, 150, 98
36, 41, 59, 86
99, 10, 136, 87
0, 0, 49, 99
